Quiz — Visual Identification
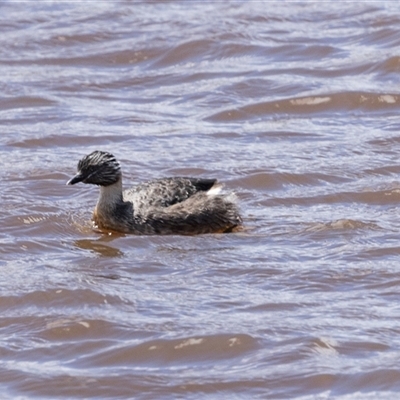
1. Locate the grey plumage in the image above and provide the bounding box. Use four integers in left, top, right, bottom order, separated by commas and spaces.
67, 150, 242, 235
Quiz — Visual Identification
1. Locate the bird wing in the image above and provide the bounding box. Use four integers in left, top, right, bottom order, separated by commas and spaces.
123, 177, 217, 211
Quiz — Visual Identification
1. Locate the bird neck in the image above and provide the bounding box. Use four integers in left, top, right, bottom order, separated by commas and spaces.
97, 178, 124, 211
93, 177, 135, 232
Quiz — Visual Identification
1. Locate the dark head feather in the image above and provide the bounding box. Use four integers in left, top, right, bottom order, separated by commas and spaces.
67, 150, 121, 186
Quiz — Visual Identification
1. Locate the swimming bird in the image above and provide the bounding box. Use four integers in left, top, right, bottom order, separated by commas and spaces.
67, 151, 242, 235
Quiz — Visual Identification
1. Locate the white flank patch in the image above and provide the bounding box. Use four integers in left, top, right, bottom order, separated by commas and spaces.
207, 184, 223, 196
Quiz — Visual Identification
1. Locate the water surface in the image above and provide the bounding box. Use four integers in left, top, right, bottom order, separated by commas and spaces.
1, 2, 400, 399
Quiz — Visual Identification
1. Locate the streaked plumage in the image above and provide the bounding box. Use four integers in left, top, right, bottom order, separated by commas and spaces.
67, 151, 242, 235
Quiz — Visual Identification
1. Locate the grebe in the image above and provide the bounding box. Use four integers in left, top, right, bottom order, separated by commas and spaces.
67, 151, 242, 235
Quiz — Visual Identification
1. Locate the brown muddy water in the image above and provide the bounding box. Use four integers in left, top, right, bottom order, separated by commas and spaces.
2, 2, 400, 399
